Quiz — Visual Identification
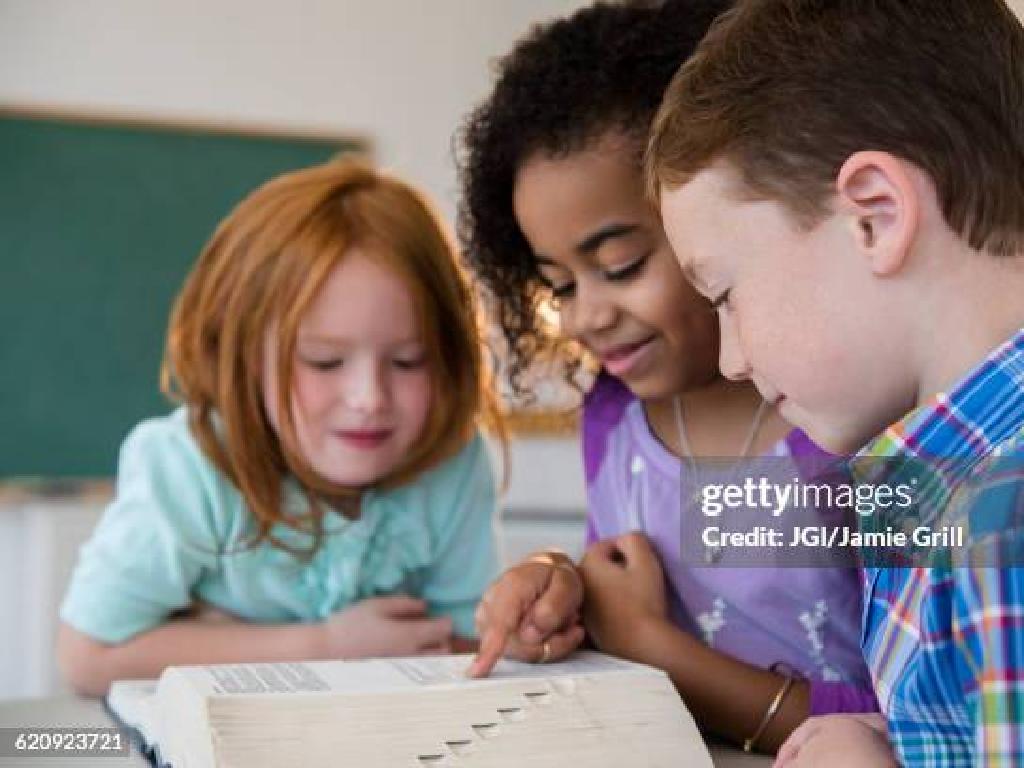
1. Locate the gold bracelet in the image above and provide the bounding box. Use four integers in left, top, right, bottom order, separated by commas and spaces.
526, 550, 579, 578
742, 672, 798, 753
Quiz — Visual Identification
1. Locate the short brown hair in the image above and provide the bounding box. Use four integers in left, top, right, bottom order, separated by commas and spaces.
647, 0, 1024, 256
162, 159, 500, 553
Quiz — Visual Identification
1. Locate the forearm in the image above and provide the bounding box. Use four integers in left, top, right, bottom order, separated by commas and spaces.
58, 619, 321, 698
616, 620, 810, 753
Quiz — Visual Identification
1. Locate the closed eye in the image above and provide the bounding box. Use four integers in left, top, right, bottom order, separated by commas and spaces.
302, 357, 343, 371
550, 282, 575, 299
605, 252, 650, 282
711, 289, 730, 311
393, 357, 425, 371
536, 272, 575, 300
536, 251, 649, 300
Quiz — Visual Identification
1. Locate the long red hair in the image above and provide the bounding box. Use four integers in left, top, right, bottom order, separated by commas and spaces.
161, 158, 501, 554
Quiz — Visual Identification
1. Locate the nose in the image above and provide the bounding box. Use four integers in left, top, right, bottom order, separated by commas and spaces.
346, 358, 389, 414
717, 311, 751, 382
564, 279, 617, 339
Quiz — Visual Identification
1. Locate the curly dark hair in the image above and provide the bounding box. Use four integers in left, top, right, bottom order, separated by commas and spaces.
457, 0, 729, 400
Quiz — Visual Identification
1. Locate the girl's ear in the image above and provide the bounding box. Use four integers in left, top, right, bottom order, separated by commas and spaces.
835, 151, 920, 277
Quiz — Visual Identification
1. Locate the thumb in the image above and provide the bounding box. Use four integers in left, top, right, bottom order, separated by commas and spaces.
615, 532, 654, 565
584, 538, 621, 563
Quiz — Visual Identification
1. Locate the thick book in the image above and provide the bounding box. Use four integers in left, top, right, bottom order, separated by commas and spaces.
105, 650, 712, 767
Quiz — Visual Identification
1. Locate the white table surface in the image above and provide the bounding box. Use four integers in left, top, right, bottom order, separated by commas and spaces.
0, 696, 773, 767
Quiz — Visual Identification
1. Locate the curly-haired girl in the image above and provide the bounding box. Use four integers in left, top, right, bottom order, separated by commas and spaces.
460, 0, 876, 754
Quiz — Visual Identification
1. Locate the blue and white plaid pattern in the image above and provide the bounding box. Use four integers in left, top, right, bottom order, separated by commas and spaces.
854, 329, 1024, 767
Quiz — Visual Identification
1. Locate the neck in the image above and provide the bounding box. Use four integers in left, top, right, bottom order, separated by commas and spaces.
643, 377, 765, 458
645, 375, 752, 415
912, 246, 1024, 400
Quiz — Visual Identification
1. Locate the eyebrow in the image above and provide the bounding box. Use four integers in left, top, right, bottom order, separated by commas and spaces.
534, 222, 640, 266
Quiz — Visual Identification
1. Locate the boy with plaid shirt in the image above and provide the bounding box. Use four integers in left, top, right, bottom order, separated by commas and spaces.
648, 1, 1024, 765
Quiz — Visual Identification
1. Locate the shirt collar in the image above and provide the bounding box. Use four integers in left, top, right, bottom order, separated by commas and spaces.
859, 328, 1024, 462
850, 328, 1024, 521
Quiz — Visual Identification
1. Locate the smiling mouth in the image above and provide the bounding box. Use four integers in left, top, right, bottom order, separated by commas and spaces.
335, 429, 393, 450
600, 336, 657, 377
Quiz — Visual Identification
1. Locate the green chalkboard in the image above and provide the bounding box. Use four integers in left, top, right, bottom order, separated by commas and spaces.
0, 111, 365, 478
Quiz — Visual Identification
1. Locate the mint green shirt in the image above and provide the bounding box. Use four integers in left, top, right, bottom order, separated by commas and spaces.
60, 408, 499, 643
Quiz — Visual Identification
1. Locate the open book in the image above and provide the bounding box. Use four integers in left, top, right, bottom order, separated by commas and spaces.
106, 651, 712, 767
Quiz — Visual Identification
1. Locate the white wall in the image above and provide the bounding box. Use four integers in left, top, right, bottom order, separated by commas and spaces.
0, 0, 584, 224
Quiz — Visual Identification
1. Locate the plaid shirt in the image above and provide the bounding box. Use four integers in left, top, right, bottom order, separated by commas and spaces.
853, 328, 1024, 767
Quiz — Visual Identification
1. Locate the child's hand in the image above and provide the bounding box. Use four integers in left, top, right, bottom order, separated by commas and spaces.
774, 714, 898, 768
579, 533, 668, 656
319, 596, 453, 659
468, 552, 585, 678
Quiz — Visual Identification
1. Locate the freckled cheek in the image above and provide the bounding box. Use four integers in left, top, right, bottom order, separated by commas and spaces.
289, 371, 339, 427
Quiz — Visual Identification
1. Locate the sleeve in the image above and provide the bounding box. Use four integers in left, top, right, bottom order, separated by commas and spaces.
419, 432, 501, 639
951, 457, 1024, 764
581, 374, 630, 548
584, 516, 600, 548
581, 400, 602, 547
59, 417, 221, 644
809, 681, 880, 715
582, 389, 601, 548
954, 563, 1024, 764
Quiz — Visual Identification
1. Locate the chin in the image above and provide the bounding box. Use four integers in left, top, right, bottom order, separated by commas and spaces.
618, 372, 671, 401
314, 459, 390, 488
797, 422, 863, 457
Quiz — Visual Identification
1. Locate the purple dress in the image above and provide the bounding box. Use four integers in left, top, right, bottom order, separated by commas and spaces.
582, 373, 877, 715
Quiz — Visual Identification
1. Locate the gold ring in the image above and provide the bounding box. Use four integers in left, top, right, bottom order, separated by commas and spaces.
539, 640, 552, 664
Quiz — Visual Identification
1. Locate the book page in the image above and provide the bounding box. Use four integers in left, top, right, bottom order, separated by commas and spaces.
389, 650, 640, 685
105, 679, 162, 760
168, 651, 650, 698
106, 679, 159, 726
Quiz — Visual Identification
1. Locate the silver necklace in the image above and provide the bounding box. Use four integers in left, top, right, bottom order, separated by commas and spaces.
674, 394, 769, 563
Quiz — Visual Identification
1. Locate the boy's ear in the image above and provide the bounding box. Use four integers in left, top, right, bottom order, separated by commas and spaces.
835, 151, 920, 277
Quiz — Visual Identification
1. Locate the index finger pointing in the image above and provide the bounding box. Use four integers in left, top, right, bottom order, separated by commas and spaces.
467, 623, 509, 678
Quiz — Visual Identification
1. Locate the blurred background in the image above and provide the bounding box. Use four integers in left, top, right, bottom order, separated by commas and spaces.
0, 0, 591, 700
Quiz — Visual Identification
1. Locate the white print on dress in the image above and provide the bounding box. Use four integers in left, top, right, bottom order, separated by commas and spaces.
799, 600, 840, 681
697, 597, 726, 647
